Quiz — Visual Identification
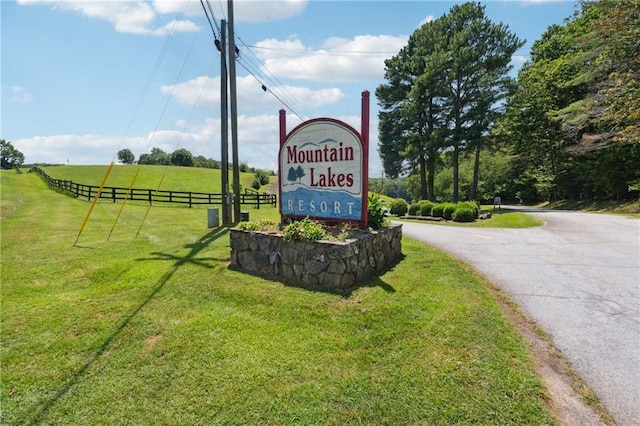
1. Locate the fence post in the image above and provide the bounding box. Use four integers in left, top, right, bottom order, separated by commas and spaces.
189, 192, 192, 208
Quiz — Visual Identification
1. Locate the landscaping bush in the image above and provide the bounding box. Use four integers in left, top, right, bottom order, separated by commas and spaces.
443, 203, 457, 220
235, 219, 277, 232
453, 207, 475, 222
367, 193, 389, 229
282, 218, 329, 242
431, 203, 446, 218
388, 198, 409, 216
458, 201, 480, 219
407, 202, 421, 216
418, 201, 435, 217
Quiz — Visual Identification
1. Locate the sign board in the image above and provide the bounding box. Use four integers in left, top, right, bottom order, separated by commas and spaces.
278, 91, 370, 228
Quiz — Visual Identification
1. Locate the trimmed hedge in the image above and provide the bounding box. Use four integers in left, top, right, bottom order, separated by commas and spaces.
443, 203, 457, 220
418, 201, 435, 217
408, 203, 421, 216
431, 203, 446, 218
458, 201, 480, 219
389, 198, 409, 216
452, 207, 475, 222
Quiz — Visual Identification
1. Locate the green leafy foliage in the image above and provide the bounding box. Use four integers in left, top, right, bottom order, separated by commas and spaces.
443, 203, 457, 220
235, 219, 277, 232
418, 201, 435, 217
458, 201, 480, 219
117, 148, 135, 165
1, 140, 25, 169
431, 203, 446, 218
282, 218, 328, 242
170, 148, 195, 167
388, 198, 409, 216
377, 2, 523, 202
367, 193, 389, 230
495, 0, 640, 202
453, 207, 476, 222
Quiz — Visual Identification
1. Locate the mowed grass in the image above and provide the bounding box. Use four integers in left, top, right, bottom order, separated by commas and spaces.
40, 164, 263, 193
1, 169, 555, 425
399, 206, 543, 228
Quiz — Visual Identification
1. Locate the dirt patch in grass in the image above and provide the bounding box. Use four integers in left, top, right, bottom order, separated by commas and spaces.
486, 283, 615, 426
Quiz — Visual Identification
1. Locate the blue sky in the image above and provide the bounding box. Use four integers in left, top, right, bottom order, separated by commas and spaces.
2, 0, 578, 176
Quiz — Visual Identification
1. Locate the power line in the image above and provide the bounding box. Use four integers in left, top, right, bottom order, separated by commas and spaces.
235, 34, 312, 119
234, 59, 306, 121
200, 0, 219, 40
205, 0, 222, 35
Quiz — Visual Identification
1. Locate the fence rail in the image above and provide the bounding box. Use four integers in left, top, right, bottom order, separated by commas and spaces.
30, 167, 277, 208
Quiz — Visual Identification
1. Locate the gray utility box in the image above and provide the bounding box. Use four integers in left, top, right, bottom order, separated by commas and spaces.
208, 208, 219, 228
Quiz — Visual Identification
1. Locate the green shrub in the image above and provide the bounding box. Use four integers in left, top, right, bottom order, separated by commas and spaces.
388, 198, 409, 216
282, 218, 328, 242
431, 203, 446, 218
408, 203, 421, 216
235, 219, 277, 232
251, 178, 262, 190
418, 201, 435, 217
453, 207, 475, 222
458, 201, 480, 219
367, 193, 389, 230
443, 203, 457, 220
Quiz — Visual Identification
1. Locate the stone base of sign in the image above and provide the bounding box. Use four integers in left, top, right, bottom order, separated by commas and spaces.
230, 224, 402, 291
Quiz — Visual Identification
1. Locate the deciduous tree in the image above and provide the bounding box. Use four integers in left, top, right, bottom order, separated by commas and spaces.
1, 140, 25, 169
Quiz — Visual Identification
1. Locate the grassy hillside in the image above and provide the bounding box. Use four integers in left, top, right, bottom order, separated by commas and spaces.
40, 165, 263, 193
1, 169, 555, 425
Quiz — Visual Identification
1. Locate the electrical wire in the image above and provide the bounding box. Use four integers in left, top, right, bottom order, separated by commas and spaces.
235, 34, 312, 119
200, 0, 218, 40
234, 59, 306, 121
135, 59, 217, 238
108, 24, 203, 241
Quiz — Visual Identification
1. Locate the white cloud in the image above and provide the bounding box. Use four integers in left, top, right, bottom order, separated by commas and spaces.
511, 54, 528, 64
17, 0, 306, 35
420, 14, 435, 26
3, 85, 33, 103
17, 0, 199, 36
161, 75, 345, 109
13, 110, 383, 176
153, 0, 307, 22
253, 34, 407, 82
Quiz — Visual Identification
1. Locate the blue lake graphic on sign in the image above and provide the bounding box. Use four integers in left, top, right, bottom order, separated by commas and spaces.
281, 187, 362, 220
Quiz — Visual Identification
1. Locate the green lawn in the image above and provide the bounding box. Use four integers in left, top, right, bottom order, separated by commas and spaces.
398, 206, 544, 228
1, 168, 555, 425
39, 164, 263, 193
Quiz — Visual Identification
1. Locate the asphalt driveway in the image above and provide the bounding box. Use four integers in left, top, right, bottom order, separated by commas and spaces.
398, 208, 639, 425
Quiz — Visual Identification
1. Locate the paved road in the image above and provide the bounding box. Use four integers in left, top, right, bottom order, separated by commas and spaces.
398, 208, 640, 425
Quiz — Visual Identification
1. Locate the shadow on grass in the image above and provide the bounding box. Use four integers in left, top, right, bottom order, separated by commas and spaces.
29, 226, 229, 425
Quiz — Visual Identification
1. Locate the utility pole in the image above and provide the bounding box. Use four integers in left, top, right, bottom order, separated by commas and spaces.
228, 0, 241, 222
219, 19, 231, 225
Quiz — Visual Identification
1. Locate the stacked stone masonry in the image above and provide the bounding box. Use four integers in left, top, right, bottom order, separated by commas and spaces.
230, 224, 402, 290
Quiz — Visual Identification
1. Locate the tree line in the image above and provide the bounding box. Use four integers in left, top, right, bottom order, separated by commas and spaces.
376, 0, 639, 203
117, 147, 222, 169
118, 147, 274, 190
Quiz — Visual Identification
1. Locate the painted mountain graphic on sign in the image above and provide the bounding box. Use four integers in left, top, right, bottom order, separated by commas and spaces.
298, 138, 338, 149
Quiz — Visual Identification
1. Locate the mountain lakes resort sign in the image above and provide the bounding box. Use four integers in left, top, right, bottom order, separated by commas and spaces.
279, 91, 370, 228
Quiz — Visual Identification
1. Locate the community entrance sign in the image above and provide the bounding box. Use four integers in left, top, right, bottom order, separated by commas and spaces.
279, 91, 370, 228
